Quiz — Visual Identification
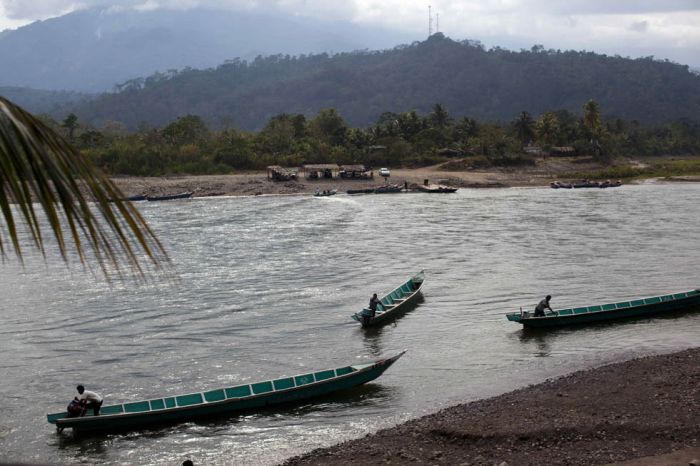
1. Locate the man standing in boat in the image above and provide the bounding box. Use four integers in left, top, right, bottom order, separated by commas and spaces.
363, 293, 382, 325
77, 385, 103, 416
534, 295, 553, 317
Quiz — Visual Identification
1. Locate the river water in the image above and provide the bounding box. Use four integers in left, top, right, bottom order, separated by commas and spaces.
1, 183, 699, 465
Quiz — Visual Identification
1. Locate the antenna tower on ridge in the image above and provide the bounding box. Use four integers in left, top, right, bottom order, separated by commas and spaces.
428, 5, 433, 36
436, 12, 439, 33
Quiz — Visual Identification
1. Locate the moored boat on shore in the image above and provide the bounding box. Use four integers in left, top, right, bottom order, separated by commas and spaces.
373, 184, 403, 194
347, 188, 375, 195
146, 192, 193, 201
506, 289, 700, 328
314, 189, 337, 197
352, 271, 425, 327
47, 352, 405, 434
416, 184, 458, 193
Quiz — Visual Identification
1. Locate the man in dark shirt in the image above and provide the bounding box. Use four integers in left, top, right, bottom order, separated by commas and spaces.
363, 293, 381, 325
534, 295, 553, 317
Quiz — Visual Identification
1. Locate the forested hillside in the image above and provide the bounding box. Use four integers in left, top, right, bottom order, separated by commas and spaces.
0, 7, 411, 92
69, 34, 700, 130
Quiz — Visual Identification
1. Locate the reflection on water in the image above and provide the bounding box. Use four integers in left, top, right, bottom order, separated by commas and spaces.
518, 329, 552, 357
2, 184, 700, 465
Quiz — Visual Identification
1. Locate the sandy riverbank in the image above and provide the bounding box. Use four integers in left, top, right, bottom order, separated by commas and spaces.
107, 159, 627, 198
283, 347, 700, 466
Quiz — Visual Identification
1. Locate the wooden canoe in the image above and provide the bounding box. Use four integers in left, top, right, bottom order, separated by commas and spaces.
352, 271, 425, 327
47, 351, 405, 433
416, 185, 458, 193
506, 289, 700, 328
313, 189, 337, 197
146, 192, 193, 201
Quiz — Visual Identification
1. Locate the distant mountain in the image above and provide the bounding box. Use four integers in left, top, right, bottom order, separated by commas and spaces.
67, 34, 700, 130
0, 86, 92, 114
0, 7, 414, 92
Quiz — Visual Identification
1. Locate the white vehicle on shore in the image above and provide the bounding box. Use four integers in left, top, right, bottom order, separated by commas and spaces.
379, 168, 391, 178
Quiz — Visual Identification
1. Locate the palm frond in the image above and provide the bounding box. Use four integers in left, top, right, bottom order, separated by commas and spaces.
0, 96, 168, 279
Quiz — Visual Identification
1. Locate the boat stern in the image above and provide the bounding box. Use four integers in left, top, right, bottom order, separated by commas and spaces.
506, 313, 522, 323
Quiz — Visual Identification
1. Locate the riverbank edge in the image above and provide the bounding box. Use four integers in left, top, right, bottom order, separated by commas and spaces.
107, 170, 700, 199
283, 347, 700, 466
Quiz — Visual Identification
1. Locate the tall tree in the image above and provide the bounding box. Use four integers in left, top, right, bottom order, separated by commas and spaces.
62, 113, 79, 140
535, 112, 560, 147
583, 99, 602, 137
512, 111, 535, 145
0, 96, 167, 279
430, 103, 451, 129
308, 109, 347, 146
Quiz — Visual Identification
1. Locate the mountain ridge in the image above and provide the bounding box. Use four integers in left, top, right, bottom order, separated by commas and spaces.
65, 34, 700, 130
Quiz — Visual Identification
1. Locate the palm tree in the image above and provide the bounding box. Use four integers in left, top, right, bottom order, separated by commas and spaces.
0, 96, 167, 280
535, 112, 560, 147
583, 99, 602, 136
430, 103, 451, 129
512, 111, 535, 146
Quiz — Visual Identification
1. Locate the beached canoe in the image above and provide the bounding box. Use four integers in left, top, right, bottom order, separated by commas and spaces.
47, 352, 405, 433
146, 192, 193, 201
416, 185, 458, 193
373, 185, 403, 194
347, 188, 375, 195
506, 289, 700, 328
314, 189, 337, 197
352, 271, 425, 327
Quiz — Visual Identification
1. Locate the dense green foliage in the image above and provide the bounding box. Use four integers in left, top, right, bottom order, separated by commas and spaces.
39, 99, 700, 177
67, 34, 700, 131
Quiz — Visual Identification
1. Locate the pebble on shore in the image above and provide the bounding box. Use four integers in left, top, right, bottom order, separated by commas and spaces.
284, 348, 700, 466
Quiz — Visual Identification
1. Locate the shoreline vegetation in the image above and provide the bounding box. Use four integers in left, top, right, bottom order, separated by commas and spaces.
108, 160, 700, 199
283, 347, 700, 466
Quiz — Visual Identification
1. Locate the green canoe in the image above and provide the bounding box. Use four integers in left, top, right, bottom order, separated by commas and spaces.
352, 271, 425, 327
506, 289, 700, 328
47, 351, 405, 433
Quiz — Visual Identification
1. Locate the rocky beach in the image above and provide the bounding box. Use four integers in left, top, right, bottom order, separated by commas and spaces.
283, 347, 700, 466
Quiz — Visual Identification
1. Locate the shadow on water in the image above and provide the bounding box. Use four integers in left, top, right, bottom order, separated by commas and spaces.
53, 384, 395, 444
517, 328, 552, 357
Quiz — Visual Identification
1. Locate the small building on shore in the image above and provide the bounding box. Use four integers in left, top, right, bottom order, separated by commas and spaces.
267, 166, 298, 181
339, 164, 372, 179
302, 164, 339, 180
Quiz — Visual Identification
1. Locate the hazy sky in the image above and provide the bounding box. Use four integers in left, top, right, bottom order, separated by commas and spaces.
1, 0, 699, 68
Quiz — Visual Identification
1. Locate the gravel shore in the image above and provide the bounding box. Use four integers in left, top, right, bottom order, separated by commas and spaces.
283, 348, 700, 466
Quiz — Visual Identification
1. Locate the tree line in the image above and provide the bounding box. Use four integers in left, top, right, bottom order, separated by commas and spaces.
64, 34, 700, 131
43, 99, 700, 177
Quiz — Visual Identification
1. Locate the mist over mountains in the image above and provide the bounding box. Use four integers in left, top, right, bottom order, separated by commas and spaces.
64, 34, 700, 131
1, 7, 699, 130
0, 6, 414, 92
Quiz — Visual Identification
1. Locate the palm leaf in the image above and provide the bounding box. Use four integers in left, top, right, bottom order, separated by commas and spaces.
0, 96, 168, 279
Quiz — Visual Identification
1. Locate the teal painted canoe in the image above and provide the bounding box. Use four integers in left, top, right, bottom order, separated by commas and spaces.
352, 271, 425, 327
47, 351, 405, 433
506, 289, 700, 328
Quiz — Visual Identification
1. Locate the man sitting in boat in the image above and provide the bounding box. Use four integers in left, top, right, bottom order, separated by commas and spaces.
66, 397, 85, 418
534, 295, 553, 317
77, 385, 103, 416
363, 293, 381, 325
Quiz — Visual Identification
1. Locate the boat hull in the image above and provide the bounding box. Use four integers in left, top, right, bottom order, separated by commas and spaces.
507, 290, 700, 328
146, 192, 193, 201
48, 353, 404, 433
352, 271, 425, 327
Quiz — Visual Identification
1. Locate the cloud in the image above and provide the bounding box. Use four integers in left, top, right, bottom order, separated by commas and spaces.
629, 20, 649, 33
1, 0, 699, 66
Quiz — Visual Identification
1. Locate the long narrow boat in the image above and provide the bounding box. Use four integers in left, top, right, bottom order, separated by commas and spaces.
146, 192, 193, 201
416, 184, 458, 193
506, 289, 700, 328
47, 352, 405, 433
351, 271, 425, 327
313, 189, 337, 197
373, 185, 403, 194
